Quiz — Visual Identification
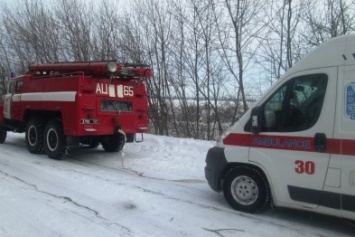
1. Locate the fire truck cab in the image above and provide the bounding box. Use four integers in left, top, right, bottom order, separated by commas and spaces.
0, 61, 151, 160
205, 34, 355, 221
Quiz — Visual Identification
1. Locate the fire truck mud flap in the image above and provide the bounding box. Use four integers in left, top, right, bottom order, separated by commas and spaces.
205, 146, 227, 192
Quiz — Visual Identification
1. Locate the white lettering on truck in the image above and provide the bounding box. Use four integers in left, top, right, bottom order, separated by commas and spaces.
96, 83, 134, 98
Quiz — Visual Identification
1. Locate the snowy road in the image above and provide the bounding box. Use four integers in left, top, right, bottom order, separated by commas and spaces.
0, 133, 354, 237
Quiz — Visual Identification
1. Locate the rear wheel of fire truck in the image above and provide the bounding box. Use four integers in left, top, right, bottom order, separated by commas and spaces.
126, 133, 135, 143
100, 133, 125, 152
44, 119, 66, 160
25, 117, 45, 153
223, 166, 271, 213
0, 126, 7, 143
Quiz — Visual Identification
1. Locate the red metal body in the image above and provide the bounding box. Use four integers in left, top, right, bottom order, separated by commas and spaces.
0, 61, 151, 158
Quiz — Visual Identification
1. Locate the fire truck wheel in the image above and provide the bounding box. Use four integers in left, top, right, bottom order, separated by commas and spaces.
101, 133, 125, 152
44, 119, 66, 160
0, 126, 7, 143
126, 133, 135, 143
25, 117, 45, 153
223, 166, 271, 213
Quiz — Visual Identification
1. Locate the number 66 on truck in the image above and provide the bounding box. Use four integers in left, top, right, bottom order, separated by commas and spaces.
205, 34, 355, 221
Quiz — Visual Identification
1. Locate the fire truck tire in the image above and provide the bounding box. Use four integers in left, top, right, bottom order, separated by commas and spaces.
44, 119, 66, 160
25, 117, 45, 153
0, 126, 7, 143
101, 133, 125, 152
126, 133, 135, 143
223, 166, 271, 213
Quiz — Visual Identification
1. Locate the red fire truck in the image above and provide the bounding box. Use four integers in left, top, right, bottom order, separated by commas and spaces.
0, 61, 151, 159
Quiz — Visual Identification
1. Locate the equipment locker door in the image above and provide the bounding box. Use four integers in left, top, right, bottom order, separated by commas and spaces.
249, 67, 337, 208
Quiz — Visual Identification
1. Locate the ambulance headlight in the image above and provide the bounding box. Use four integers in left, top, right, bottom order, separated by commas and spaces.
107, 62, 117, 73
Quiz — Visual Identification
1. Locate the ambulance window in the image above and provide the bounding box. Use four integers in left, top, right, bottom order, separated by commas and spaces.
261, 74, 327, 132
262, 84, 287, 131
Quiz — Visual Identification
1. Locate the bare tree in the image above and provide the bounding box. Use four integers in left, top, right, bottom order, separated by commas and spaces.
214, 0, 266, 115
175, 0, 206, 138
2, 0, 60, 66
54, 0, 94, 61
126, 0, 175, 136
2, 0, 355, 140
168, 1, 196, 137
303, 0, 355, 46
258, 0, 304, 87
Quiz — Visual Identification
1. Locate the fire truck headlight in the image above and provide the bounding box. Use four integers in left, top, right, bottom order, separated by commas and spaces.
107, 61, 117, 73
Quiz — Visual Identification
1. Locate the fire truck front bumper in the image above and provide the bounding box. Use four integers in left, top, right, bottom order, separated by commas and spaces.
204, 146, 227, 192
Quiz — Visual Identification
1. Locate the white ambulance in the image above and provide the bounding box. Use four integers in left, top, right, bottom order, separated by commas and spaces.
205, 34, 355, 220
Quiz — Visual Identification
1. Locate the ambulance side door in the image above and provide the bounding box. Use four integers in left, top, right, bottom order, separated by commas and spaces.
249, 68, 337, 209
333, 65, 355, 220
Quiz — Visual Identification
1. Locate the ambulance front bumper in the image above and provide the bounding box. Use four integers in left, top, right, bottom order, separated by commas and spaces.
204, 146, 227, 192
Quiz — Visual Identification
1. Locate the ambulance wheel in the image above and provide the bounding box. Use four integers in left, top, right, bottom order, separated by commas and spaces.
101, 133, 125, 152
223, 166, 270, 213
0, 126, 7, 143
25, 117, 45, 153
44, 119, 66, 160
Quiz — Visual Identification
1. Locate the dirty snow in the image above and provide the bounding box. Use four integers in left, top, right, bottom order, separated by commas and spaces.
0, 133, 354, 237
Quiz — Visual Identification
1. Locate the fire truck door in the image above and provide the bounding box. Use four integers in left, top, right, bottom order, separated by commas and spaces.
11, 80, 23, 120
249, 67, 336, 209
3, 80, 14, 120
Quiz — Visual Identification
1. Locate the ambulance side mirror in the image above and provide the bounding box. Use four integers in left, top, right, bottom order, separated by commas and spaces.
250, 106, 261, 134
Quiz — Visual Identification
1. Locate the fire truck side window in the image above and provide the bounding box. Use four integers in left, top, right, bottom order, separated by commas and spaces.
15, 80, 23, 93
261, 74, 328, 132
7, 81, 13, 94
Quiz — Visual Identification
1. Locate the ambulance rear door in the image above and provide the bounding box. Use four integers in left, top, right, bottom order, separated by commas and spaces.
332, 65, 355, 220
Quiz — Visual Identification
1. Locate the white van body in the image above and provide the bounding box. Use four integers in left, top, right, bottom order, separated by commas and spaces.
205, 34, 355, 220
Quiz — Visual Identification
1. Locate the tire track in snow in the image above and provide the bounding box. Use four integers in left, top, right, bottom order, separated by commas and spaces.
64, 158, 342, 237
0, 167, 132, 236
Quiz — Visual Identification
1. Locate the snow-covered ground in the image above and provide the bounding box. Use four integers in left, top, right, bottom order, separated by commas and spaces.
0, 133, 354, 237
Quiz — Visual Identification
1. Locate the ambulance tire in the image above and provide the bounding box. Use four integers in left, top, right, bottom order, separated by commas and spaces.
44, 119, 66, 160
101, 133, 125, 152
0, 126, 7, 143
223, 166, 270, 213
25, 117, 45, 154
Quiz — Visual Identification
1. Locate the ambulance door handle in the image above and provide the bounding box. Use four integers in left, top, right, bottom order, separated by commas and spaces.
314, 133, 327, 152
